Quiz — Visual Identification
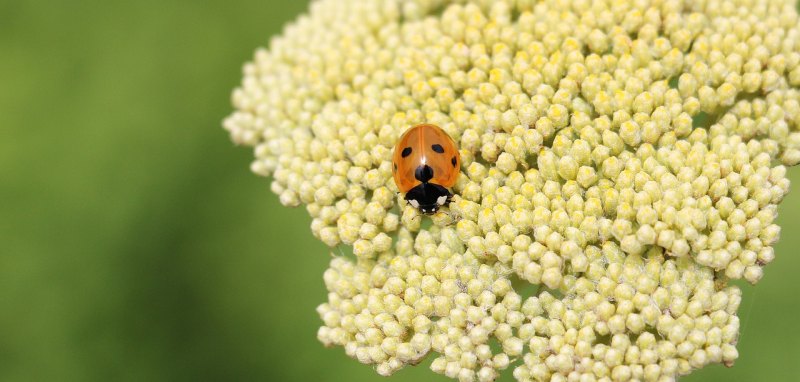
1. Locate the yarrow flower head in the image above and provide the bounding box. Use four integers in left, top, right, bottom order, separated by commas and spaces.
224, 0, 800, 380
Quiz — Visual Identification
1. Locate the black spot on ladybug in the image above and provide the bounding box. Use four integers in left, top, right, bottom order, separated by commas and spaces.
401, 147, 412, 157
431, 144, 444, 153
451, 156, 457, 167
414, 165, 434, 183
393, 162, 397, 172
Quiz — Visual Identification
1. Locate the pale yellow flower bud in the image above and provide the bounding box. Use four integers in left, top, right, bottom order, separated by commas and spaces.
228, 1, 800, 380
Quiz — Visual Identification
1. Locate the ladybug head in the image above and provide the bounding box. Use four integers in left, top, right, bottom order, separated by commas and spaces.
405, 182, 452, 215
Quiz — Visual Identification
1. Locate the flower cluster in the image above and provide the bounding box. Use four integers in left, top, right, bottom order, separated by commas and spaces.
224, 0, 800, 380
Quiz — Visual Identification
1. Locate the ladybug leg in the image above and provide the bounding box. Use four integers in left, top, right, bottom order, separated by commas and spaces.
435, 190, 461, 225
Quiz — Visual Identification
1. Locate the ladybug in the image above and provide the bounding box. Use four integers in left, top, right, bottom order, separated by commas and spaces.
392, 124, 461, 214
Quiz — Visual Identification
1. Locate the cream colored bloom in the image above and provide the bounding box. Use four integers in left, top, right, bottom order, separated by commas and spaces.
225, 0, 800, 380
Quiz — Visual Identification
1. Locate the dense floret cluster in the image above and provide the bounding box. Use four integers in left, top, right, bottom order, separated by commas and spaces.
224, 0, 800, 380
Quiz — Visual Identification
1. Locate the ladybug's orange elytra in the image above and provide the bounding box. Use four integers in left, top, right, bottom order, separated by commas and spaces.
392, 124, 460, 214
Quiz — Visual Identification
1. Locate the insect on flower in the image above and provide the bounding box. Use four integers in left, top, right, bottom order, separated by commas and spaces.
226, 0, 800, 378
392, 124, 460, 214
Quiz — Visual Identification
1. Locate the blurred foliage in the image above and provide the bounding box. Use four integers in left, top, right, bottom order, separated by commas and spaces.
0, 1, 798, 381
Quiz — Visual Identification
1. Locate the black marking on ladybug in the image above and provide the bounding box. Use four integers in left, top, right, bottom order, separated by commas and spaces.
414, 164, 434, 183
401, 147, 412, 157
393, 162, 398, 172
451, 156, 457, 167
431, 144, 445, 153
405, 182, 452, 215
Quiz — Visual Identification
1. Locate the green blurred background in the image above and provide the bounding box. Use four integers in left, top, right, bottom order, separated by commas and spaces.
1, 1, 798, 381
